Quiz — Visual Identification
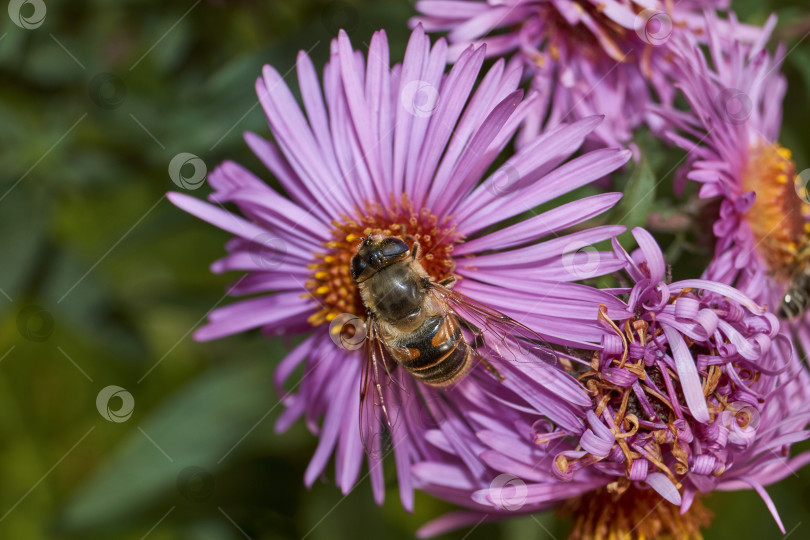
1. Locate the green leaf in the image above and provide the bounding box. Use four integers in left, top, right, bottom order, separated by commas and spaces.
58, 353, 280, 532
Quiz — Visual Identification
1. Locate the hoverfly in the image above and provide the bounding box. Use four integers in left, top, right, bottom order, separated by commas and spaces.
348, 234, 559, 456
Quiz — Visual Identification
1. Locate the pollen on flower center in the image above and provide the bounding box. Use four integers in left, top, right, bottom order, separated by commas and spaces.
305, 194, 462, 326
562, 485, 712, 540
540, 3, 629, 63
742, 142, 809, 274
538, 1, 668, 67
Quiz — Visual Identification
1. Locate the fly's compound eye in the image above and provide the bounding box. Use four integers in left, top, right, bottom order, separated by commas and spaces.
351, 255, 368, 281
378, 237, 409, 259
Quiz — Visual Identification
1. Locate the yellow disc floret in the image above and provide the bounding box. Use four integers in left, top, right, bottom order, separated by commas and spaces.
742, 142, 808, 274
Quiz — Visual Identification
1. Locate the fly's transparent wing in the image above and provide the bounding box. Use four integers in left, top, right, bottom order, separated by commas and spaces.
429, 283, 558, 370
358, 319, 400, 460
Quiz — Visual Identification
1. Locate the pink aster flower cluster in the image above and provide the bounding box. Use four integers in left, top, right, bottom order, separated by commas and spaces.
413, 229, 810, 538
170, 26, 631, 510
169, 2, 810, 540
411, 0, 758, 150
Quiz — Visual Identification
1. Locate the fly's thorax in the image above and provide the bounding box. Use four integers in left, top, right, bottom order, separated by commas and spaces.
306, 198, 461, 328
358, 259, 429, 325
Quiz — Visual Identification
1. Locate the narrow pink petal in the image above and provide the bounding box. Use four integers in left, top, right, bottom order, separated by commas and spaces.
662, 325, 710, 423
415, 1, 492, 19
462, 226, 627, 268
428, 58, 508, 212
404, 36, 448, 197
646, 472, 682, 505
479, 450, 549, 482
258, 68, 350, 217
210, 251, 309, 275
337, 30, 387, 201
337, 362, 363, 494
305, 367, 354, 487
463, 148, 632, 234
365, 30, 393, 190
218, 187, 330, 240
631, 227, 666, 283
457, 115, 604, 222
392, 25, 430, 197
739, 477, 786, 534
416, 511, 494, 539
168, 192, 266, 241
195, 295, 313, 341
455, 193, 622, 254
412, 462, 477, 490
412, 45, 486, 206
475, 480, 597, 507
243, 133, 323, 216
429, 89, 524, 215
671, 279, 765, 314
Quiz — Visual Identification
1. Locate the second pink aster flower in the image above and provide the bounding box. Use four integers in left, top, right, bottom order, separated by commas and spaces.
411, 0, 737, 148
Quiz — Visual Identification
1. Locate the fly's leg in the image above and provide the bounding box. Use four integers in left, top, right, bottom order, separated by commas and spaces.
458, 317, 485, 349
458, 317, 504, 382
397, 225, 419, 253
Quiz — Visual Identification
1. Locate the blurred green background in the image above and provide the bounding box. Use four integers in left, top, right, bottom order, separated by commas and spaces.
1, 0, 809, 538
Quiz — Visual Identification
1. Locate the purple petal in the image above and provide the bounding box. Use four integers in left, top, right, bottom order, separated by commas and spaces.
645, 472, 682, 505
662, 325, 710, 423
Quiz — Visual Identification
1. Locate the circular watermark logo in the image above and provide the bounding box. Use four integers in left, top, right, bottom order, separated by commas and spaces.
714, 88, 752, 125
561, 242, 602, 280
488, 165, 522, 197
8, 0, 46, 29
329, 313, 367, 350
794, 168, 810, 204
721, 401, 760, 445
634, 9, 673, 46
16, 305, 54, 342
320, 0, 358, 34
177, 466, 215, 502
88, 73, 127, 109
400, 80, 440, 118
489, 474, 527, 511
96, 385, 135, 423
248, 233, 288, 270
168, 153, 207, 190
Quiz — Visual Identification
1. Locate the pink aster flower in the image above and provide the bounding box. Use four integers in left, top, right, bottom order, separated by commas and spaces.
168, 26, 633, 511
410, 0, 737, 149
412, 228, 810, 539
659, 14, 810, 322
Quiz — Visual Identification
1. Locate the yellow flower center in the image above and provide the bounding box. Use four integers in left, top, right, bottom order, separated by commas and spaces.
562, 485, 712, 540
741, 142, 809, 275
304, 194, 461, 326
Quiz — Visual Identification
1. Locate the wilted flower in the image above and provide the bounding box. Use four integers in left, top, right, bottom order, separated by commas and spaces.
411, 0, 736, 148
169, 26, 633, 510
413, 228, 810, 538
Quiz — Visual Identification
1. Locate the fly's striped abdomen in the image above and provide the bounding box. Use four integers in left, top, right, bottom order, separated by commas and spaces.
386, 314, 471, 386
